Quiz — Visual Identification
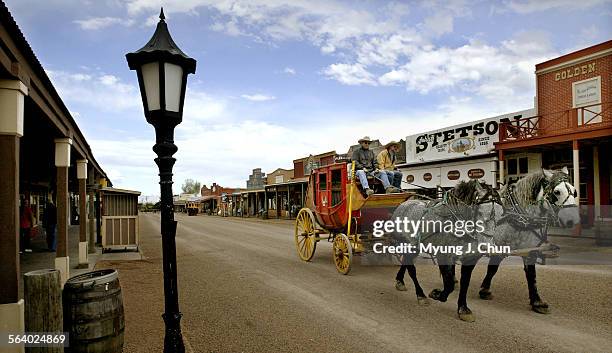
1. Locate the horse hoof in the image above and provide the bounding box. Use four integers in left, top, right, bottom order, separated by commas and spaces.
395, 280, 407, 291
428, 289, 446, 302
417, 296, 431, 306
479, 288, 493, 300
458, 307, 475, 322
531, 301, 550, 314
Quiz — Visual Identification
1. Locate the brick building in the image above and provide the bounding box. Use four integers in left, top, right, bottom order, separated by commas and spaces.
497, 40, 611, 229
293, 151, 337, 178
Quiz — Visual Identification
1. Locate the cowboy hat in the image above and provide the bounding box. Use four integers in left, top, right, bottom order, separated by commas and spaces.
358, 136, 372, 143
384, 140, 400, 149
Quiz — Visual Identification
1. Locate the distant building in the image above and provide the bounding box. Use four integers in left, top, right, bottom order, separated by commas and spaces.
293, 151, 336, 178
246, 168, 266, 190
266, 168, 294, 185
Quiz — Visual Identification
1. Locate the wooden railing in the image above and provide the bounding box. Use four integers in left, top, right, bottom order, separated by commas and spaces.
499, 102, 612, 142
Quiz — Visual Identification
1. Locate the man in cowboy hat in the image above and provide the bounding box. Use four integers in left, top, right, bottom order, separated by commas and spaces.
377, 140, 403, 189
351, 136, 399, 195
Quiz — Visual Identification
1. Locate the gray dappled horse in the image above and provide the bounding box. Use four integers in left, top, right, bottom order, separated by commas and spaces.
392, 180, 506, 321
393, 169, 579, 321
478, 167, 580, 314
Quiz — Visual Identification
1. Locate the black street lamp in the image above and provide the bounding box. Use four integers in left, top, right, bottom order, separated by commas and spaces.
126, 8, 196, 353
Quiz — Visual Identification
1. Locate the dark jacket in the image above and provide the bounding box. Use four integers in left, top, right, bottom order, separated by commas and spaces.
351, 147, 378, 171
44, 203, 57, 228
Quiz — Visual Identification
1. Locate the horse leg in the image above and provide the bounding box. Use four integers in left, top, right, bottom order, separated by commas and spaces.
429, 264, 455, 302
401, 255, 430, 305
479, 255, 504, 300
457, 262, 477, 322
524, 256, 549, 314
395, 264, 408, 291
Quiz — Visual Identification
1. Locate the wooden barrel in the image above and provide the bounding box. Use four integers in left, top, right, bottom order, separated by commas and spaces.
63, 269, 124, 353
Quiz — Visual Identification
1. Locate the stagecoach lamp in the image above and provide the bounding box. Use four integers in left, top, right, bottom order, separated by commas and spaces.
126, 8, 196, 126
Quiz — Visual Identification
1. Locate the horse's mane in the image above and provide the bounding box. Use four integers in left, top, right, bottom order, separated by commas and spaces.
500, 170, 567, 208
450, 180, 481, 205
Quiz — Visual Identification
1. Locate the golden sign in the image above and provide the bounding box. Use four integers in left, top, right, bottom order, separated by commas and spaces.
554, 62, 596, 81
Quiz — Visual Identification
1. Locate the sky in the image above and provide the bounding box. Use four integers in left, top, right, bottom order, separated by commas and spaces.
5, 0, 612, 200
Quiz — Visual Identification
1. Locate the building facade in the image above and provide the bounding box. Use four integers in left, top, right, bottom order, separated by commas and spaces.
246, 168, 266, 190
1, 2, 112, 341
398, 109, 534, 193
497, 40, 611, 227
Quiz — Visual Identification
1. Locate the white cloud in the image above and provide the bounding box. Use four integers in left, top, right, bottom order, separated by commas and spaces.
283, 67, 296, 75
422, 11, 454, 37
503, 0, 610, 13
74, 17, 134, 30
240, 94, 276, 102
323, 63, 377, 86
46, 69, 141, 112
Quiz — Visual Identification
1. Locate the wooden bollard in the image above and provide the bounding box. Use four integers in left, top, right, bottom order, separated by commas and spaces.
23, 269, 63, 353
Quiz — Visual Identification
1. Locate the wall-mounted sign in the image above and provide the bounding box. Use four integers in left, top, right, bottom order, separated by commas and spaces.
573, 76, 602, 124
468, 168, 485, 179
423, 173, 432, 182
447, 170, 460, 180
573, 76, 601, 107
555, 62, 596, 81
405, 109, 535, 164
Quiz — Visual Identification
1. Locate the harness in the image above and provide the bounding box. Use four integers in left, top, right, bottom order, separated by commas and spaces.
500, 175, 576, 246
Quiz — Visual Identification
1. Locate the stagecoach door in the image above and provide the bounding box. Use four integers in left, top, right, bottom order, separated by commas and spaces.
316, 171, 330, 214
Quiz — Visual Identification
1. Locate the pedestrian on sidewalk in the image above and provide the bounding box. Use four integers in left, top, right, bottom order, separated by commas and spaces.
44, 199, 57, 251
20, 197, 34, 253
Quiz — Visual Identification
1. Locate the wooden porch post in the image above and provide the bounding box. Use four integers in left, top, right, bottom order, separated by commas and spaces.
0, 80, 28, 352
573, 140, 582, 236
55, 138, 72, 285
287, 187, 290, 219
275, 188, 279, 219
301, 183, 304, 208
77, 159, 88, 268
0, 134, 20, 303
498, 150, 505, 187
593, 145, 601, 219
0, 80, 27, 306
88, 188, 95, 254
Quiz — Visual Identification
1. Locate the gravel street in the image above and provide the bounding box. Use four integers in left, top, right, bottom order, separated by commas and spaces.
99, 213, 612, 353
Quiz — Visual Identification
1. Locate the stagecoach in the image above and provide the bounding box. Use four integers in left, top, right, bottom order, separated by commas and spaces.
186, 201, 199, 216
294, 162, 415, 274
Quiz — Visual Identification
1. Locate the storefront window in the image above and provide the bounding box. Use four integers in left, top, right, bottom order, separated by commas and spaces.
508, 159, 517, 175
519, 157, 528, 174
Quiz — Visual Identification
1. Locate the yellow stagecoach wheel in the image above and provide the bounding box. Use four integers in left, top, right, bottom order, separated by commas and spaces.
295, 208, 317, 261
333, 233, 352, 275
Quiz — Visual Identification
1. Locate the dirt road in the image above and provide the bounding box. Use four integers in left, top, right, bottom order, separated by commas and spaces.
105, 213, 612, 353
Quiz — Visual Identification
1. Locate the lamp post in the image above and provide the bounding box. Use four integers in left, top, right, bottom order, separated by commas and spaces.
126, 8, 196, 353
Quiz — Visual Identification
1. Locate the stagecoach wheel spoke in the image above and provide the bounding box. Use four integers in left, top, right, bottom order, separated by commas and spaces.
333, 233, 352, 275
295, 208, 317, 261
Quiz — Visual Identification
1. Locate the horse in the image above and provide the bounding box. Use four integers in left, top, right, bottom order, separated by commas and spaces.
392, 179, 506, 321
477, 167, 580, 314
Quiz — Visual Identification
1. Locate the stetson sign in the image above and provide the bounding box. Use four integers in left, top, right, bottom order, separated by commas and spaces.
405, 109, 535, 164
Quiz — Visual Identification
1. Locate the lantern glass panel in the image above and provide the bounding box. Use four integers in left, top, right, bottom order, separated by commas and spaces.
141, 62, 160, 111
164, 63, 183, 112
